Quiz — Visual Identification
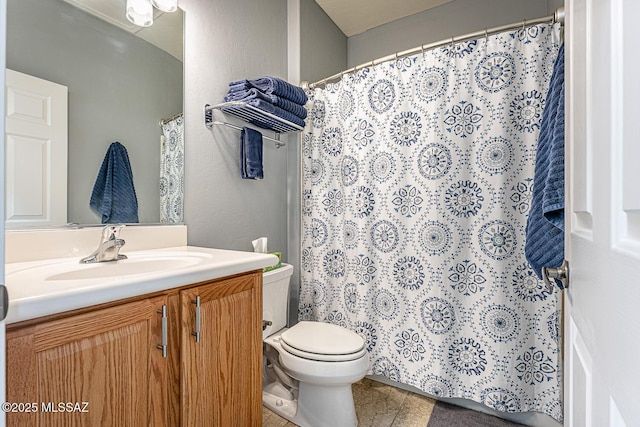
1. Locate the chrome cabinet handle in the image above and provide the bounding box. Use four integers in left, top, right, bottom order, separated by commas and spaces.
156, 305, 168, 358
191, 296, 201, 343
542, 260, 569, 292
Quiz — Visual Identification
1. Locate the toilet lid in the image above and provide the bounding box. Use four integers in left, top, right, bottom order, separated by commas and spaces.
280, 321, 366, 359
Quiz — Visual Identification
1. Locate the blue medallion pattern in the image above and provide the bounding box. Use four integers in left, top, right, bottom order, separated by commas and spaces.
368, 79, 396, 113
354, 119, 376, 149
394, 329, 427, 362
301, 24, 562, 422
341, 155, 359, 186
514, 347, 556, 385
418, 221, 452, 255
421, 375, 454, 398
444, 101, 483, 138
479, 304, 520, 343
476, 137, 514, 175
448, 337, 487, 375
475, 52, 516, 93
416, 67, 448, 103
390, 111, 423, 146
509, 90, 545, 133
418, 143, 452, 180
372, 289, 399, 320
393, 256, 425, 290
481, 387, 522, 412
392, 185, 424, 217
420, 297, 456, 335
478, 220, 517, 260
370, 152, 396, 182
445, 180, 484, 217
372, 357, 401, 382
448, 260, 487, 295
370, 220, 400, 253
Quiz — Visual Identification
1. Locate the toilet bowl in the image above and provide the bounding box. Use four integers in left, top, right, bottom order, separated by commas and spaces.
262, 264, 370, 427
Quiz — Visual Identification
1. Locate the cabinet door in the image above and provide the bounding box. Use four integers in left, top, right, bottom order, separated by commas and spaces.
180, 273, 262, 427
6, 296, 169, 427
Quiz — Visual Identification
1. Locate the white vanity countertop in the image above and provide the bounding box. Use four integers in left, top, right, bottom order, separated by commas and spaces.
4, 246, 279, 324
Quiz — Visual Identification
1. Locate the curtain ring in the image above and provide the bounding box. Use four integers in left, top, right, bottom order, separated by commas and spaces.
484, 28, 488, 43
522, 19, 526, 32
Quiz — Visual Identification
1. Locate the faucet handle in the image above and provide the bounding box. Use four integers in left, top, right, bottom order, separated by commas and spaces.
102, 224, 126, 240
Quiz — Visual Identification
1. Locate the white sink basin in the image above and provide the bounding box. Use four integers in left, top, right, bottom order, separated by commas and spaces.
4, 246, 279, 324
8, 251, 213, 283
45, 255, 208, 281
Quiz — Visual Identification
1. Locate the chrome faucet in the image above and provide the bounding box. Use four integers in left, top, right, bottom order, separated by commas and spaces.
80, 225, 128, 264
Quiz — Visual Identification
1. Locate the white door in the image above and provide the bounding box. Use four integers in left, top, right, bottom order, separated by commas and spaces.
4, 69, 67, 228
565, 0, 640, 426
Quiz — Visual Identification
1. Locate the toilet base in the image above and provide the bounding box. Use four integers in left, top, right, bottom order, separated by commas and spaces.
263, 381, 358, 427
263, 381, 298, 422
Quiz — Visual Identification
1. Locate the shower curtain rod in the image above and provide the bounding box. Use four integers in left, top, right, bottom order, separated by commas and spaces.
159, 112, 183, 126
304, 7, 564, 89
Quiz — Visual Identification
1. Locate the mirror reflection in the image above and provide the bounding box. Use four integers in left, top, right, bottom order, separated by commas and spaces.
5, 0, 184, 227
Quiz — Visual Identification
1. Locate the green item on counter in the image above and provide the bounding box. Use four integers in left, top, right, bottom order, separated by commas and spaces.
263, 251, 282, 272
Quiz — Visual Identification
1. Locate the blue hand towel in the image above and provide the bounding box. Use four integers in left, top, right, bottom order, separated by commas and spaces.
525, 44, 565, 282
229, 76, 308, 105
90, 141, 139, 223
223, 98, 306, 129
241, 127, 263, 180
224, 88, 308, 119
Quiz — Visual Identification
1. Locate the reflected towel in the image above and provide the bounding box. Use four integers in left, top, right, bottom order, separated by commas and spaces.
89, 142, 139, 224
229, 76, 308, 105
241, 127, 263, 180
525, 44, 565, 281
224, 88, 308, 119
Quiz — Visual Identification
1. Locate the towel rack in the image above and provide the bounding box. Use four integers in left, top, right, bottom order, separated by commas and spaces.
205, 102, 303, 149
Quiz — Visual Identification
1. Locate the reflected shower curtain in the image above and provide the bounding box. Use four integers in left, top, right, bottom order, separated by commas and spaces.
300, 24, 562, 421
160, 114, 184, 223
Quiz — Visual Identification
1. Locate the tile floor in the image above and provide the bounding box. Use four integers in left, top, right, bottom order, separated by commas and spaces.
262, 377, 436, 427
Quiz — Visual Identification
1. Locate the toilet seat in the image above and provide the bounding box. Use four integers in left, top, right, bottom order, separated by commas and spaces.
279, 321, 366, 362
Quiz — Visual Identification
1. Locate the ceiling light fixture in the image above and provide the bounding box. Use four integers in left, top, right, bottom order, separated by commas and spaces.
150, 0, 178, 13
126, 0, 154, 27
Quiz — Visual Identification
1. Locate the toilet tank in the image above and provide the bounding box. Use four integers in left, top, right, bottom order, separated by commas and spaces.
262, 263, 294, 339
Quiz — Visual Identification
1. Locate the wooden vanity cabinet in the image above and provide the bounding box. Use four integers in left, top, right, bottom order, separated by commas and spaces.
5, 271, 263, 427
180, 272, 262, 426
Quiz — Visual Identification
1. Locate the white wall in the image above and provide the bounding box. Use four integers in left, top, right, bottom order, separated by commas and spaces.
347, 0, 556, 67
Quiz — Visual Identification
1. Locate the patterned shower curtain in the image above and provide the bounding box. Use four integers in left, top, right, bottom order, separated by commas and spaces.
160, 114, 184, 223
300, 24, 562, 421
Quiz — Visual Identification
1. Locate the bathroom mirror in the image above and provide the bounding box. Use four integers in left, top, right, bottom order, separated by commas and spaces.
5, 0, 184, 227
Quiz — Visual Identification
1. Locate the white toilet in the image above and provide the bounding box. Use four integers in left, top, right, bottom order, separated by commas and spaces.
262, 264, 370, 427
